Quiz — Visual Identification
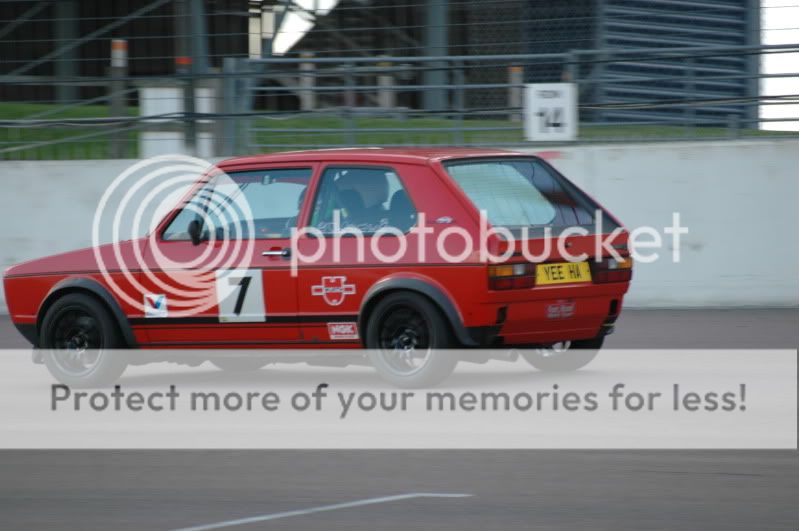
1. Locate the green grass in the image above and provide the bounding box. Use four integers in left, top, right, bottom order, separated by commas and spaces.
0, 102, 137, 160
1, 102, 795, 160
250, 115, 794, 151
250, 116, 521, 149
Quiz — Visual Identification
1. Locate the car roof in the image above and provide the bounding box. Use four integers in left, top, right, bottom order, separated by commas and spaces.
217, 147, 534, 169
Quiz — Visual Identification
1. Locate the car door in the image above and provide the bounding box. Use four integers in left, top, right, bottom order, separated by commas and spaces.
295, 163, 419, 344
136, 163, 317, 347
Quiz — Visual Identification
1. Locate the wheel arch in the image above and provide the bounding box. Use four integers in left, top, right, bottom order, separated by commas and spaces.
37, 278, 137, 348
358, 276, 477, 347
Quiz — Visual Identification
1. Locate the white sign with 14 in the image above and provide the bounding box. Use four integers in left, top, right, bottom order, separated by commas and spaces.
523, 82, 577, 142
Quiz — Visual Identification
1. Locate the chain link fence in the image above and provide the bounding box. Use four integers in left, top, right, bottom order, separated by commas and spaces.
0, 0, 796, 160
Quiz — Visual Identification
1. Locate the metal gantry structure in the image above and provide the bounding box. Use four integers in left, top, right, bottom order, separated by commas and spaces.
0, 0, 792, 160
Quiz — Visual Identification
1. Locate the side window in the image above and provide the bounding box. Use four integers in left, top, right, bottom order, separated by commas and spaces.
162, 168, 311, 240
310, 166, 417, 234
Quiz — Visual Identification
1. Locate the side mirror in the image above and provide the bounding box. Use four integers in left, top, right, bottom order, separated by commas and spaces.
187, 219, 204, 246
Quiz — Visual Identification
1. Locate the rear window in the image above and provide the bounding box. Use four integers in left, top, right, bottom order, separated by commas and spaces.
445, 158, 612, 232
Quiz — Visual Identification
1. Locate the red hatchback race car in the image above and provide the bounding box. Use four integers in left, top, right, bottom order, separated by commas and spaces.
3, 148, 632, 388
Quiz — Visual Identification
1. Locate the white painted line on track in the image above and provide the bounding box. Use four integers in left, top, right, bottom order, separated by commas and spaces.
171, 492, 473, 531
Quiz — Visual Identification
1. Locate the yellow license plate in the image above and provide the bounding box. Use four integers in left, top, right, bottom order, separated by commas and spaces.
536, 262, 592, 285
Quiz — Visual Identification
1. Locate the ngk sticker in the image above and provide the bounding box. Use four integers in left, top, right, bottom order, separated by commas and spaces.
327, 322, 359, 340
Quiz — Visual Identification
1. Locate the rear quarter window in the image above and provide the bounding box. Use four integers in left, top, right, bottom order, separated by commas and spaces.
444, 158, 611, 232
446, 162, 557, 226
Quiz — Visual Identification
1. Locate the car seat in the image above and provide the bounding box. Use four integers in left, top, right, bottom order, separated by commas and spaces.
388, 189, 416, 232
337, 188, 367, 225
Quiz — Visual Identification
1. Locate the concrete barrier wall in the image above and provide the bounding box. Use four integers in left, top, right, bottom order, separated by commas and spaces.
1, 139, 798, 311
527, 140, 799, 307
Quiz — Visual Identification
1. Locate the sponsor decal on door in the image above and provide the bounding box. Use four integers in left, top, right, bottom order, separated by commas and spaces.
311, 276, 356, 306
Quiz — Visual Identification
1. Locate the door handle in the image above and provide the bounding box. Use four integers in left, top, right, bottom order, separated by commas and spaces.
262, 248, 291, 258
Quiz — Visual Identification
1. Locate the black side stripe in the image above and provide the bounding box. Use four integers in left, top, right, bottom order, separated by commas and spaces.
144, 340, 360, 347
129, 314, 358, 326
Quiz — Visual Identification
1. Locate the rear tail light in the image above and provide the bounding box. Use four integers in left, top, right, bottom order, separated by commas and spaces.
488, 263, 535, 290
592, 256, 633, 283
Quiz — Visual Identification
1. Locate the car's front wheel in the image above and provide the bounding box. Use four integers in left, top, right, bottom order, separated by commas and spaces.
365, 292, 458, 388
519, 336, 603, 372
39, 293, 128, 388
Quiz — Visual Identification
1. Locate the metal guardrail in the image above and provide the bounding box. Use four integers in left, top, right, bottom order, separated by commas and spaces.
1, 44, 799, 159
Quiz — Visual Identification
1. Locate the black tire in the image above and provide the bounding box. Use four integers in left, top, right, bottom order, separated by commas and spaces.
365, 291, 458, 388
39, 293, 128, 388
210, 358, 270, 372
520, 335, 604, 372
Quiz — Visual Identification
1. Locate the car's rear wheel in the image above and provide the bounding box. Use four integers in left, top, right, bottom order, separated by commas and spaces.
365, 292, 458, 388
210, 358, 270, 372
520, 336, 604, 372
39, 293, 127, 388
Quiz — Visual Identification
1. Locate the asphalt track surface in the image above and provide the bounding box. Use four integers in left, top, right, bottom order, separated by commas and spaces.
0, 309, 797, 530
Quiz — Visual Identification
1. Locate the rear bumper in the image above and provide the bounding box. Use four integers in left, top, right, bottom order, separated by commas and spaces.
464, 325, 503, 345
471, 292, 623, 346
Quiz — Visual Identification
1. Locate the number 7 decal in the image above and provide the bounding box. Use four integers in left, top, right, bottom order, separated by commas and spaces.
215, 269, 266, 322
230, 276, 251, 316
